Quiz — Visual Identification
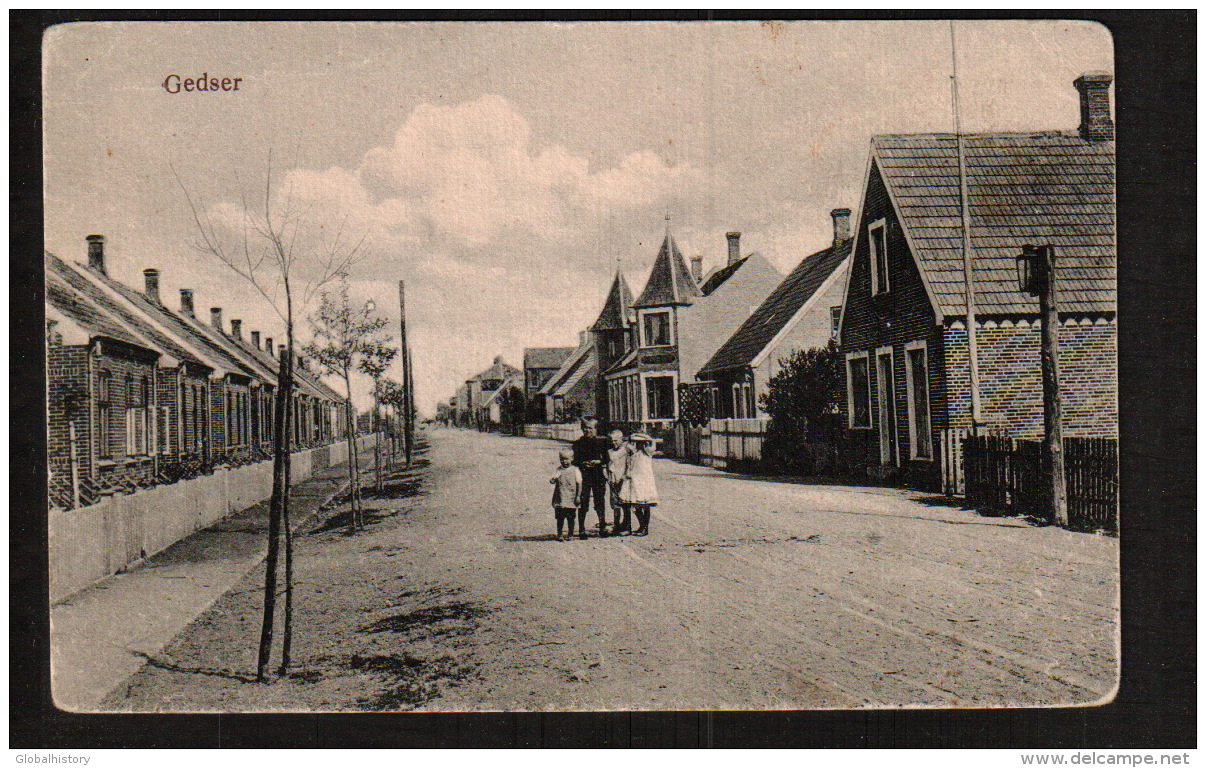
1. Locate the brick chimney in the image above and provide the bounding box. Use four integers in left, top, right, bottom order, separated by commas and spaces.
1074, 72, 1114, 142
86, 235, 106, 274
726, 232, 741, 265
230, 319, 242, 340
690, 255, 703, 282
265, 337, 274, 358
251, 331, 260, 349
830, 208, 852, 248
143, 269, 160, 303
211, 307, 223, 332
179, 289, 195, 317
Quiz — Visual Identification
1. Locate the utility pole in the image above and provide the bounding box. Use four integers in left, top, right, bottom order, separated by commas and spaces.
398, 280, 414, 467
1020, 244, 1068, 527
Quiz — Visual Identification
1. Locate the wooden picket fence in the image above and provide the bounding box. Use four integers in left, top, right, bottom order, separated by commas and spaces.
964, 434, 1118, 532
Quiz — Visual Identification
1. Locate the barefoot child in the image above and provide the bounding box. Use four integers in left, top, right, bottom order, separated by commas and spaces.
621, 432, 658, 536
550, 448, 581, 541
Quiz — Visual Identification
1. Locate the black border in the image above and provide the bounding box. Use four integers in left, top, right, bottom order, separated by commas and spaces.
11, 9, 1195, 748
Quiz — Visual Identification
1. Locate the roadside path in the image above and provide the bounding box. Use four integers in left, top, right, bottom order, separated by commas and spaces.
50, 445, 380, 712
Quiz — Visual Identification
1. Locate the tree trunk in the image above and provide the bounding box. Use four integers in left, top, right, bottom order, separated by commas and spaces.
257, 345, 291, 681
344, 372, 360, 531
278, 328, 296, 675
374, 396, 383, 495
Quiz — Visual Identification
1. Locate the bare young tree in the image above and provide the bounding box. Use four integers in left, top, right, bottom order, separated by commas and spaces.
304, 279, 397, 531
173, 155, 366, 681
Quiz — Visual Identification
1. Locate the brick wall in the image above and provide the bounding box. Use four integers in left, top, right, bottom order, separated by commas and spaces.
943, 318, 1118, 439
47, 344, 91, 503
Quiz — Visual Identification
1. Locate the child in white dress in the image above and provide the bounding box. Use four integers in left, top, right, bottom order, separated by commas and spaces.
620, 433, 657, 536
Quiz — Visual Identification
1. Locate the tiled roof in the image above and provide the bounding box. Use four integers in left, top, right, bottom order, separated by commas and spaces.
46, 274, 147, 349
524, 347, 576, 370
700, 239, 851, 374
699, 255, 749, 297
481, 372, 524, 407
633, 232, 701, 308
550, 346, 597, 397
82, 263, 259, 379
473, 358, 521, 383
539, 341, 591, 395
590, 271, 636, 330
46, 253, 208, 369
872, 132, 1115, 316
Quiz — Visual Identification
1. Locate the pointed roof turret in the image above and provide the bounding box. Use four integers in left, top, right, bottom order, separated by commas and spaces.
633, 221, 701, 309
591, 269, 635, 331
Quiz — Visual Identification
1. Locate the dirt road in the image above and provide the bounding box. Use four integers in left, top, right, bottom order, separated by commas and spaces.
109, 428, 1118, 712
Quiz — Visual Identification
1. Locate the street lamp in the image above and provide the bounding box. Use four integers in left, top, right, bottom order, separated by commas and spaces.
1016, 243, 1068, 527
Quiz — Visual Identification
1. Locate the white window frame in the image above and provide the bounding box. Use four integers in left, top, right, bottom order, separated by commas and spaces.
125, 407, 148, 456
640, 370, 678, 422
868, 218, 889, 295
830, 306, 842, 340
638, 308, 674, 348
845, 351, 872, 429
904, 340, 934, 461
875, 345, 898, 466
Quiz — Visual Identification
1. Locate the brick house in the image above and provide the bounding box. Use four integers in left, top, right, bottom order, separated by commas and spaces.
698, 208, 852, 418
539, 332, 599, 424
601, 226, 782, 436
522, 346, 575, 422
837, 73, 1116, 490
46, 235, 348, 508
465, 356, 521, 429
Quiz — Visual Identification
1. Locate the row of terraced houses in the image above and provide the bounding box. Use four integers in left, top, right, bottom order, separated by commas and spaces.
447, 73, 1117, 498
46, 235, 351, 512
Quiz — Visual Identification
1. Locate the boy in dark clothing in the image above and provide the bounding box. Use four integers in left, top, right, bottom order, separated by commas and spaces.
571, 417, 609, 538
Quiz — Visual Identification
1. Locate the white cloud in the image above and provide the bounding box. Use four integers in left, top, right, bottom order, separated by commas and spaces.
229, 95, 708, 413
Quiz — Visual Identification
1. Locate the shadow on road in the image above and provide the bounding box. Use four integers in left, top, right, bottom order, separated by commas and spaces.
502, 533, 562, 543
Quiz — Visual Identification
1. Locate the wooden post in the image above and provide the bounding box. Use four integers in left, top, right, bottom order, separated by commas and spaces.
398, 280, 414, 467
68, 421, 81, 509
1038, 245, 1069, 527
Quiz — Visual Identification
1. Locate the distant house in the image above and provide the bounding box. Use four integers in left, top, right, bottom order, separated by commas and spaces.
539, 332, 599, 424
601, 226, 781, 435
838, 73, 1116, 489
698, 209, 852, 418
523, 346, 575, 422
466, 356, 521, 429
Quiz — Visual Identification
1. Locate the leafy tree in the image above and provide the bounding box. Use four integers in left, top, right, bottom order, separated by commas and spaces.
305, 280, 397, 532
760, 342, 844, 474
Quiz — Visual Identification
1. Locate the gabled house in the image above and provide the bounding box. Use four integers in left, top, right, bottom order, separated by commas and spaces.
540, 332, 599, 424
601, 225, 781, 438
838, 73, 1116, 489
698, 209, 853, 418
523, 346, 576, 422
465, 356, 521, 429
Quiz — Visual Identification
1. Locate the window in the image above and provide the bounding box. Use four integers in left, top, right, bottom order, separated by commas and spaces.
642, 311, 671, 347
846, 353, 871, 428
869, 219, 889, 295
744, 383, 756, 418
732, 384, 743, 419
645, 375, 675, 420
830, 306, 842, 339
97, 369, 112, 459
876, 348, 896, 466
125, 407, 148, 455
905, 342, 933, 459
156, 406, 169, 454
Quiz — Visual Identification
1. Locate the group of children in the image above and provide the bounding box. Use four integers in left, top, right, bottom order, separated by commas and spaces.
549, 418, 658, 541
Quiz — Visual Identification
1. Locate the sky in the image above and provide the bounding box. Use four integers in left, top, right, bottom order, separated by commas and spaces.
43, 20, 1112, 415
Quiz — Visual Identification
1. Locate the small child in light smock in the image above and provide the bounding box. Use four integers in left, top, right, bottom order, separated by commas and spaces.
550, 448, 582, 541
619, 432, 658, 536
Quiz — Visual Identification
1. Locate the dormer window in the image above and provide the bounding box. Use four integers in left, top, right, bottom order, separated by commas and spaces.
869, 219, 889, 295
642, 311, 672, 347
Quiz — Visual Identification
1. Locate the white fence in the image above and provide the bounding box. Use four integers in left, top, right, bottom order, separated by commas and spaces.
522, 423, 582, 442
49, 435, 377, 604
699, 418, 770, 468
